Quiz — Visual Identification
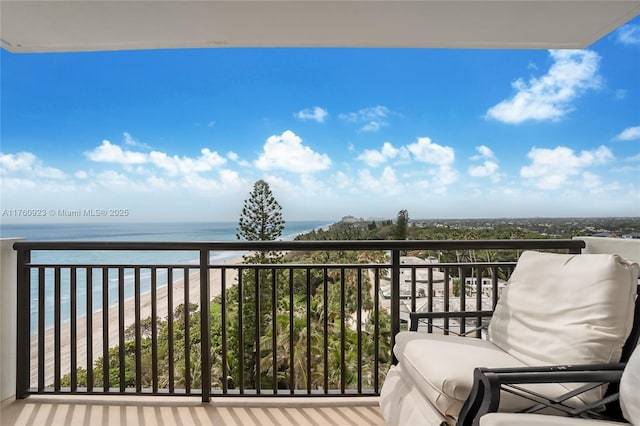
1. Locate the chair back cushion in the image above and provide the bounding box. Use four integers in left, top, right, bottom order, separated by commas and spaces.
489, 250, 638, 368
621, 345, 640, 425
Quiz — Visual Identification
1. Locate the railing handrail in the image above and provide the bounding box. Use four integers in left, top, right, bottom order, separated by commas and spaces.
13, 239, 586, 252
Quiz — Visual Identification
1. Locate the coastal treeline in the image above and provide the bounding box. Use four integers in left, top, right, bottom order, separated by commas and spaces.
61, 185, 629, 392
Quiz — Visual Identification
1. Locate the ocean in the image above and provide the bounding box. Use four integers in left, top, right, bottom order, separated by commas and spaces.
0, 221, 331, 333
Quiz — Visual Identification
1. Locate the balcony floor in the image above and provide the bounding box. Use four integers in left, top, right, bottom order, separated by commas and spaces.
1, 395, 385, 426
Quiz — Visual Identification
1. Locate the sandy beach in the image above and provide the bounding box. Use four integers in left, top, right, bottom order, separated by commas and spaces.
30, 258, 242, 387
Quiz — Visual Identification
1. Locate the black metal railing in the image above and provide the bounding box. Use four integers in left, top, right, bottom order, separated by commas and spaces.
13, 239, 584, 402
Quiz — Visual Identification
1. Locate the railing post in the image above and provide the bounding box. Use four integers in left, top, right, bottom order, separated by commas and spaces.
15, 247, 30, 399
199, 249, 211, 403
391, 248, 401, 364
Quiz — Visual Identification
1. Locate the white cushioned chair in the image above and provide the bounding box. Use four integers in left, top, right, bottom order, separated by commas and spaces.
379, 251, 640, 426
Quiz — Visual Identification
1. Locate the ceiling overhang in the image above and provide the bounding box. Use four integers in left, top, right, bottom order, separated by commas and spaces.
1, 1, 640, 53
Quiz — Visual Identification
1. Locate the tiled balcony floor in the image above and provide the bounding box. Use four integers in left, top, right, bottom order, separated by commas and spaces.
1, 395, 385, 426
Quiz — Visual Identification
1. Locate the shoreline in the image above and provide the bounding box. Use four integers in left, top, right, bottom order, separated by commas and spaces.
30, 257, 243, 387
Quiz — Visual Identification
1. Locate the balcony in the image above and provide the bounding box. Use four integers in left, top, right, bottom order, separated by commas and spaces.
1, 237, 637, 425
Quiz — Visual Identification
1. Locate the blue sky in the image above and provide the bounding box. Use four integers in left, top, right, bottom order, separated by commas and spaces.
1, 19, 639, 223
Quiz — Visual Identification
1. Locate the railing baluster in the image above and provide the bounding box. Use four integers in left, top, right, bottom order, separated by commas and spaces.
444, 267, 450, 335
221, 267, 227, 395
54, 267, 61, 391
38, 267, 44, 392
15, 249, 30, 399
118, 267, 125, 392
306, 267, 311, 394
323, 267, 329, 393
86, 268, 93, 392
254, 268, 260, 394
238, 267, 244, 394
410, 267, 416, 312
492, 266, 500, 309
102, 268, 109, 392
357, 267, 362, 394
476, 267, 483, 337
390, 249, 400, 364
427, 268, 434, 333
374, 267, 380, 393
134, 268, 141, 393
340, 267, 345, 394
200, 250, 211, 402
183, 267, 189, 394
168, 268, 175, 393
459, 266, 466, 336
152, 268, 158, 394
288, 268, 294, 394
70, 267, 77, 392
271, 267, 277, 394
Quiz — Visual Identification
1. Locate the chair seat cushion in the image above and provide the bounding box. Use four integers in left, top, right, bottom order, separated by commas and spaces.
394, 331, 590, 418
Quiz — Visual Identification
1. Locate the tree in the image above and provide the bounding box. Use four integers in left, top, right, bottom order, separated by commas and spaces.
394, 209, 409, 240
236, 179, 285, 263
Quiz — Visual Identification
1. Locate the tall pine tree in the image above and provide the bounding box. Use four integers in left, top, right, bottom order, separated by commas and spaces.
394, 209, 409, 240
236, 179, 285, 263
235, 180, 285, 388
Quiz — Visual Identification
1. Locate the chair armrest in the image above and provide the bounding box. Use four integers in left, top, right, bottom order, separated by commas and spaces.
409, 310, 493, 335
457, 363, 626, 426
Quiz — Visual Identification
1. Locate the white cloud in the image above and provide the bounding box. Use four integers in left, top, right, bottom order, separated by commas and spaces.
339, 106, 391, 132
616, 24, 640, 45
1, 152, 37, 173
355, 137, 458, 190
430, 166, 458, 193
614, 126, 640, 141
148, 148, 226, 176
471, 145, 495, 161
254, 130, 331, 173
468, 145, 501, 183
406, 137, 458, 190
335, 171, 353, 190
218, 168, 246, 189
86, 140, 147, 164
520, 145, 613, 190
96, 170, 133, 187
407, 137, 455, 166
626, 153, 640, 162
486, 50, 601, 124
357, 166, 402, 193
357, 142, 407, 167
0, 151, 67, 179
294, 106, 328, 123
227, 151, 250, 167
468, 161, 500, 178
